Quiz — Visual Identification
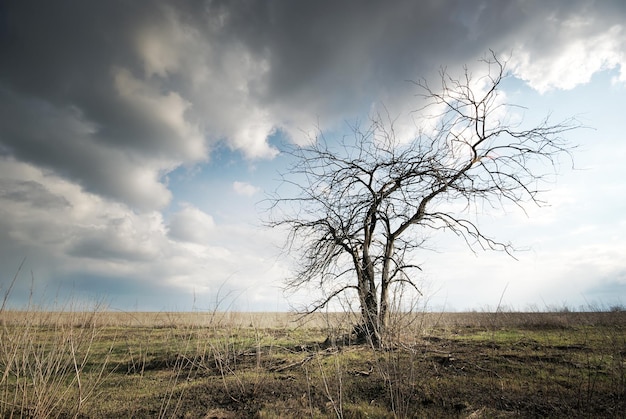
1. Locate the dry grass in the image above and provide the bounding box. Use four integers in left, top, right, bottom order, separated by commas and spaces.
0, 308, 624, 418
4, 309, 621, 329
0, 310, 353, 329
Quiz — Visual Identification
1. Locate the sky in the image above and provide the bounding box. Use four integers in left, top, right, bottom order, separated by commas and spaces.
0, 0, 625, 312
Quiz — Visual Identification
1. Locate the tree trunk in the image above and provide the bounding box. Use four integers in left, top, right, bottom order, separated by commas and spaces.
355, 297, 380, 346
378, 240, 394, 335
357, 252, 381, 346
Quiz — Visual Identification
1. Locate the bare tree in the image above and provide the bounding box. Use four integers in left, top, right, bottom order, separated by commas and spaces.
269, 53, 578, 346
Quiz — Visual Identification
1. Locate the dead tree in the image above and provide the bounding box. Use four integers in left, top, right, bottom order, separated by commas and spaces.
269, 53, 578, 347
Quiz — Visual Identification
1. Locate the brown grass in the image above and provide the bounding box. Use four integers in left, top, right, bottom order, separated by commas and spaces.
0, 308, 624, 418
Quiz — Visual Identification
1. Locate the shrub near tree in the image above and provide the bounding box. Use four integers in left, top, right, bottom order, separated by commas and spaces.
269, 53, 579, 347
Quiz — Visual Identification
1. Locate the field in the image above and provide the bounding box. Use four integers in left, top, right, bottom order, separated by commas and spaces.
0, 309, 625, 418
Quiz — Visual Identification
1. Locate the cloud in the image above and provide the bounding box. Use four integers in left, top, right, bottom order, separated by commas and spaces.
0, 179, 70, 209
1, 0, 625, 310
233, 181, 261, 197
508, 21, 626, 93
0, 156, 286, 310
0, 93, 175, 209
168, 203, 216, 244
112, 67, 205, 160
3, 1, 625, 210
0, 2, 202, 211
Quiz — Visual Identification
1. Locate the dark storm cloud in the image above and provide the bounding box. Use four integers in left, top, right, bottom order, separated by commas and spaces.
1, 0, 625, 210
0, 3, 171, 155
0, 179, 70, 209
211, 1, 470, 100
0, 1, 202, 208
204, 0, 625, 111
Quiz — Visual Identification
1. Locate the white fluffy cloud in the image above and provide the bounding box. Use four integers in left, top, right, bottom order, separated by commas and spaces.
509, 24, 626, 93
168, 203, 216, 244
233, 181, 261, 197
0, 157, 285, 309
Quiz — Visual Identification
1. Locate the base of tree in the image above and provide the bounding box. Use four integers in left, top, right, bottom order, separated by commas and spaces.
321, 323, 382, 348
